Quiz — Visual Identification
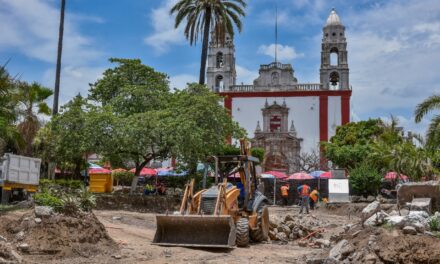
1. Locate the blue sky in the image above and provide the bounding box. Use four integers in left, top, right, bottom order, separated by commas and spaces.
1, 0, 440, 135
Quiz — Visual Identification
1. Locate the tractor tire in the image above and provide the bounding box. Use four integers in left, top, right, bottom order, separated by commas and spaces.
236, 217, 249, 247
250, 201, 269, 242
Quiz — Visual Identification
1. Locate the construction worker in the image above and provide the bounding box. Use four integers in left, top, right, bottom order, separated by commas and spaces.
309, 188, 319, 210
297, 183, 311, 214
280, 183, 289, 206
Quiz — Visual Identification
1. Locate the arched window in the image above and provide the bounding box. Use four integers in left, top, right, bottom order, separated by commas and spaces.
216, 52, 224, 68
215, 75, 224, 92
329, 71, 340, 90
330, 47, 338, 66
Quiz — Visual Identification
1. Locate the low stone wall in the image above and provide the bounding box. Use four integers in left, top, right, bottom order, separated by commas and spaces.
95, 194, 182, 213
397, 181, 440, 210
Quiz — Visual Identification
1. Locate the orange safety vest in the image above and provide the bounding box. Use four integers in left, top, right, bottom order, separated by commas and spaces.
300, 185, 310, 197
310, 190, 318, 202
280, 186, 289, 197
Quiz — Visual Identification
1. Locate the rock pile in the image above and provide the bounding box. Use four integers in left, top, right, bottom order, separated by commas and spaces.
268, 214, 331, 247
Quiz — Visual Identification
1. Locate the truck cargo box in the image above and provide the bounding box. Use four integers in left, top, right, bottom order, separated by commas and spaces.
0, 154, 41, 185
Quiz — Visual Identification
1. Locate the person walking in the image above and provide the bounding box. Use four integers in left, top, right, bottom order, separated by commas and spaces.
280, 184, 290, 206
297, 183, 311, 214
309, 188, 319, 210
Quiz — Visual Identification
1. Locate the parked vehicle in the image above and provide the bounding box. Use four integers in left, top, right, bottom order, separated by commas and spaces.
0, 153, 41, 204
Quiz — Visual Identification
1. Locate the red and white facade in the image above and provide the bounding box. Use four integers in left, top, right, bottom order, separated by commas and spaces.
208, 9, 351, 171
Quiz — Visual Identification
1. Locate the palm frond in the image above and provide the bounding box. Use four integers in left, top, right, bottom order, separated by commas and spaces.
415, 95, 440, 123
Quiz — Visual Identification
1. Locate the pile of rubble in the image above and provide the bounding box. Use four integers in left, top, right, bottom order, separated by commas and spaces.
323, 200, 440, 263
269, 214, 335, 248
0, 239, 22, 263
361, 200, 440, 235
0, 206, 117, 262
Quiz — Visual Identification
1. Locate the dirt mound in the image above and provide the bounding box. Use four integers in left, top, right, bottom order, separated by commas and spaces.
0, 210, 117, 260
0, 241, 21, 263
336, 227, 440, 263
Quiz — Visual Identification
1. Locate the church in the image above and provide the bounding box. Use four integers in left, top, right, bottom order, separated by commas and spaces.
206, 9, 352, 174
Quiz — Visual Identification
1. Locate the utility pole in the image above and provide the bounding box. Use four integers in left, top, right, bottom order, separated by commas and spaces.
53, 0, 65, 115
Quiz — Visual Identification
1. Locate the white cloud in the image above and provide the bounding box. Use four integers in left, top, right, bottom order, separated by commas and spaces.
169, 74, 198, 90
0, 0, 102, 66
144, 0, 186, 54
342, 0, 440, 133
257, 44, 304, 61
42, 66, 104, 107
236, 65, 258, 85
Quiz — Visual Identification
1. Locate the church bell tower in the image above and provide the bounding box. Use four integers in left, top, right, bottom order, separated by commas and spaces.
320, 8, 349, 90
207, 32, 236, 92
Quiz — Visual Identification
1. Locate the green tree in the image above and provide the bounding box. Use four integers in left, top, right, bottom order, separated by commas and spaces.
170, 0, 246, 84
414, 95, 440, 148
51, 95, 92, 178
322, 119, 384, 169
89, 58, 170, 113
88, 59, 172, 185
349, 162, 382, 197
169, 84, 245, 168
15, 82, 53, 156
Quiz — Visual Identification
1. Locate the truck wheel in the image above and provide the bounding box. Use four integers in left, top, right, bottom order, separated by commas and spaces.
236, 217, 249, 247
250, 201, 269, 242
1, 188, 10, 204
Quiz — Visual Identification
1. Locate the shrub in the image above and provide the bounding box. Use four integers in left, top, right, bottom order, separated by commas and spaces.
60, 195, 80, 216
113, 171, 134, 186
429, 217, 440, 231
34, 192, 64, 209
78, 186, 96, 211
349, 162, 382, 197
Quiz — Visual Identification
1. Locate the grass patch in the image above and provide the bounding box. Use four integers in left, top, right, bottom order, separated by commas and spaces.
0, 204, 18, 213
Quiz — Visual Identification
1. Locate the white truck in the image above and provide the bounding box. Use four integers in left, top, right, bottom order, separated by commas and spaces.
0, 153, 41, 204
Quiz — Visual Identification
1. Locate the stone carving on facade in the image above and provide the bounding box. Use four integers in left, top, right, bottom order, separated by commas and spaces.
251, 101, 302, 174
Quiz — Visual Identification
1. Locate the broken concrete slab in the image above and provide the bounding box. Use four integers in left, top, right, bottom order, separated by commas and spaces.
410, 198, 432, 214
385, 215, 405, 228
364, 211, 389, 226
361, 201, 381, 224
397, 181, 440, 210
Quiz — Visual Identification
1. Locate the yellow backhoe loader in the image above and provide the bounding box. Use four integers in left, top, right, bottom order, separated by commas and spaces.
153, 140, 270, 248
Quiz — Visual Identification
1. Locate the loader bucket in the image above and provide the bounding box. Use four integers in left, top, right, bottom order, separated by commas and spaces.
153, 215, 236, 248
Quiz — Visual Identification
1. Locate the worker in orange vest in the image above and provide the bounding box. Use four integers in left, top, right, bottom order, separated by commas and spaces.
297, 183, 311, 214
309, 188, 319, 210
280, 184, 290, 206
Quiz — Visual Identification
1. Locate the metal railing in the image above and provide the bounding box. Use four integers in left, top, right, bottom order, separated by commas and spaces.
227, 83, 324, 92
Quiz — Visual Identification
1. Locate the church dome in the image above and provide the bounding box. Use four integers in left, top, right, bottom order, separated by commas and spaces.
325, 8, 342, 26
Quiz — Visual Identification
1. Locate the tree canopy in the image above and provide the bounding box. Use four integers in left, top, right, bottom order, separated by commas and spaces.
323, 118, 435, 181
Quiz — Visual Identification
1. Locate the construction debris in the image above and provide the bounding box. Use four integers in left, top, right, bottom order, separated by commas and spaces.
269, 214, 329, 246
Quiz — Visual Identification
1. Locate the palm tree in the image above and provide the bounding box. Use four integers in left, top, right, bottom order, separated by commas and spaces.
0, 63, 22, 155
15, 82, 53, 156
170, 0, 246, 85
53, 0, 66, 115
414, 95, 440, 147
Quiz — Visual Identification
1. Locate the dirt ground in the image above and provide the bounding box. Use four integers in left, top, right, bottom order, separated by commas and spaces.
2, 204, 439, 263
91, 206, 357, 264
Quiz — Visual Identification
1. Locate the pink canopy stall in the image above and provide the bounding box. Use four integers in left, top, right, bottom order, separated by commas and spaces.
288, 172, 313, 180
263, 171, 288, 179
129, 167, 157, 176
